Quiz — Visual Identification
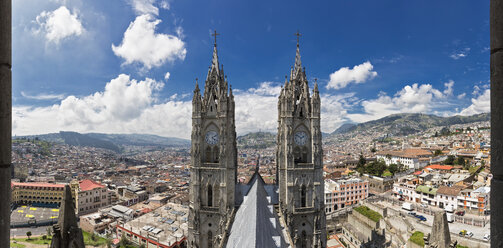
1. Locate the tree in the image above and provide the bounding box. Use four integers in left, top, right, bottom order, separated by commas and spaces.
444, 155, 455, 165
370, 147, 376, 153
434, 131, 438, 137
388, 164, 398, 175
456, 157, 466, 167
434, 150, 442, 156
26, 231, 32, 240
358, 155, 366, 167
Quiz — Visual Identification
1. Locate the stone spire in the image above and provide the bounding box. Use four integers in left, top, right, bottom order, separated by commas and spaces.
50, 185, 85, 248
210, 30, 220, 75
294, 41, 302, 72
429, 211, 451, 248
293, 31, 302, 74
192, 78, 202, 116
211, 43, 220, 74
313, 79, 320, 99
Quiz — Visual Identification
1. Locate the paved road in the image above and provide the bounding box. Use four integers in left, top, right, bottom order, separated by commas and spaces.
10, 225, 49, 238
380, 201, 490, 241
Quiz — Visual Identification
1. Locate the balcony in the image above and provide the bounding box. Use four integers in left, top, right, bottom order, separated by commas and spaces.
294, 163, 314, 170
200, 163, 220, 170
200, 206, 219, 213
294, 206, 315, 214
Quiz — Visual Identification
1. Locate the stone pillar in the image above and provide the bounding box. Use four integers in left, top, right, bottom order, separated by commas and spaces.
0, 0, 11, 247
492, 0, 503, 246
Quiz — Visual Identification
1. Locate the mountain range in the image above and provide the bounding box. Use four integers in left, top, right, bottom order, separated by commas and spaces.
14, 112, 489, 152
331, 113, 490, 136
16, 131, 190, 153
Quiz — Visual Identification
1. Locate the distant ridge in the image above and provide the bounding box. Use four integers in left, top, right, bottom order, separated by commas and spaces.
17, 131, 190, 153
331, 123, 356, 135
330, 113, 490, 136
59, 131, 121, 152
237, 131, 276, 149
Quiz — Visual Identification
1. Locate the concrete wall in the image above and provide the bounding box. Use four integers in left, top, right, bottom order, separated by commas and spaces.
492, 0, 503, 246
407, 240, 423, 248
365, 202, 387, 218
0, 0, 11, 247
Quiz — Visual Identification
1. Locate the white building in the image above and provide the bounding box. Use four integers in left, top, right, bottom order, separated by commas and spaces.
72, 179, 112, 216
436, 185, 463, 210
376, 148, 432, 169
392, 182, 417, 202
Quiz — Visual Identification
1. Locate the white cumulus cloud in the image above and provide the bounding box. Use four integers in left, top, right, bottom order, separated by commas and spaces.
112, 14, 187, 70
13, 77, 354, 138
34, 6, 84, 44
13, 74, 193, 139
21, 92, 65, 101
129, 0, 159, 16
160, 0, 170, 10
459, 89, 490, 116
347, 83, 453, 123
326, 61, 377, 90
443, 80, 454, 96
450, 47, 470, 60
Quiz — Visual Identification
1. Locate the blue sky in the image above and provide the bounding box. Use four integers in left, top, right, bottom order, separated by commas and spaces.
12, 0, 490, 139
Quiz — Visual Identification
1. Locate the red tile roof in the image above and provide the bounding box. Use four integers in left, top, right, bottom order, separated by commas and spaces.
79, 179, 105, 191
11, 182, 65, 188
425, 164, 454, 171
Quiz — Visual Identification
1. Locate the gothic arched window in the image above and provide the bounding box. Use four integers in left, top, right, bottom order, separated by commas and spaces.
301, 185, 306, 208
205, 147, 212, 162
301, 231, 307, 248
207, 185, 213, 207
294, 147, 301, 163
301, 147, 308, 163
213, 146, 219, 163
208, 230, 213, 248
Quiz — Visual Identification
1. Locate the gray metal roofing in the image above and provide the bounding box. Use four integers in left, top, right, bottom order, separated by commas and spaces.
226, 174, 288, 248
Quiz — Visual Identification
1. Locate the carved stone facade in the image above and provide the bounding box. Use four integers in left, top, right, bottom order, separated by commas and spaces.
189, 36, 325, 248
277, 41, 327, 248
188, 41, 237, 248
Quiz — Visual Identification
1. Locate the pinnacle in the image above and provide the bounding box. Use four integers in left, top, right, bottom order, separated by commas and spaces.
294, 44, 302, 72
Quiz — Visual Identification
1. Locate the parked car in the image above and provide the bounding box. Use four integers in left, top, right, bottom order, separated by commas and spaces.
420, 203, 428, 208
399, 197, 405, 201
408, 212, 417, 216
459, 230, 467, 236
415, 215, 427, 221
483, 234, 490, 241
466, 231, 474, 238
456, 210, 465, 216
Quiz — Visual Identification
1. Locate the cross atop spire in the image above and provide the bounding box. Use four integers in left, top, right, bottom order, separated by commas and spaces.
294, 30, 302, 47
212, 30, 220, 47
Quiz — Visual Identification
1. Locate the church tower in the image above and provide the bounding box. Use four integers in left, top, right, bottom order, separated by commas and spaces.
188, 32, 237, 248
277, 34, 326, 248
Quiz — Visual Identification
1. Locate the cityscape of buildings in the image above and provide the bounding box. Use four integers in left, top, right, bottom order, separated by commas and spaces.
8, 115, 492, 247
